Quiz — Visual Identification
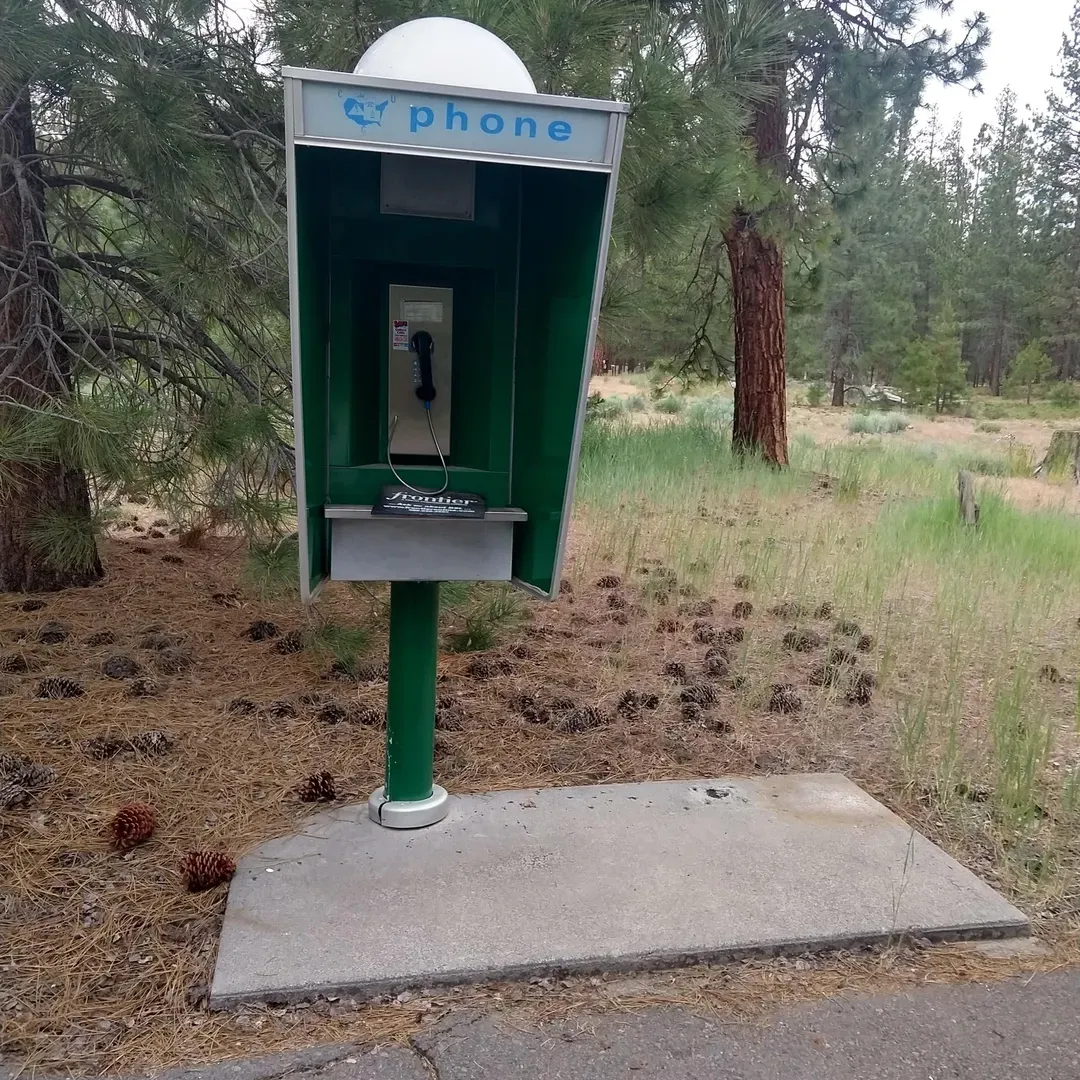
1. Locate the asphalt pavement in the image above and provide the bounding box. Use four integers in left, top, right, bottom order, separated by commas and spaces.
19, 967, 1075, 1080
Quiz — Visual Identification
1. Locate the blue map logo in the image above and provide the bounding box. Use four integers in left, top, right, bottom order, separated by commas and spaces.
343, 94, 389, 129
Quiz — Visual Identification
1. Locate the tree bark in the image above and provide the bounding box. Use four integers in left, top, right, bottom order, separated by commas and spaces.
723, 32, 788, 466
724, 213, 788, 464
831, 373, 846, 406
0, 79, 102, 591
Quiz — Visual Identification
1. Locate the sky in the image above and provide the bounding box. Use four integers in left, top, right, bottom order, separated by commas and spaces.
923, 0, 1075, 140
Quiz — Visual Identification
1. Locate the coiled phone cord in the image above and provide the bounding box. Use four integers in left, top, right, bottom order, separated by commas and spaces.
386, 403, 450, 495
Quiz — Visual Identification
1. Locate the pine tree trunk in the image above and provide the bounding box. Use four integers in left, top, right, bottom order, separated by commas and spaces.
831, 373, 846, 406
723, 34, 788, 467
0, 80, 102, 592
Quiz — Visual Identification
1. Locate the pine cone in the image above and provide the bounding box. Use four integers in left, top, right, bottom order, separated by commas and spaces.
154, 646, 194, 675
101, 654, 141, 679
617, 689, 642, 717
768, 684, 803, 714
15, 763, 55, 791
353, 662, 388, 683
783, 628, 823, 652
769, 601, 808, 620
180, 850, 237, 892
558, 705, 609, 733
109, 803, 156, 849
466, 657, 497, 680
20, 598, 45, 612
0, 751, 31, 777
733, 573, 752, 589
834, 618, 862, 638
692, 624, 717, 644
262, 699, 297, 719
37, 621, 70, 645
130, 730, 173, 755
0, 780, 31, 810
704, 654, 729, 678
682, 702, 704, 724
317, 702, 347, 724
846, 671, 877, 706
126, 676, 160, 698
681, 682, 718, 707
809, 663, 842, 688
161, 553, 184, 565
84, 630, 118, 647
83, 735, 127, 760
814, 602, 835, 619
297, 770, 335, 802
731, 601, 754, 619
226, 697, 257, 715
662, 660, 688, 682
0, 653, 30, 674
36, 676, 84, 699
244, 620, 278, 642
717, 626, 745, 645
350, 705, 385, 728
596, 574, 621, 589
275, 630, 305, 655
607, 592, 628, 610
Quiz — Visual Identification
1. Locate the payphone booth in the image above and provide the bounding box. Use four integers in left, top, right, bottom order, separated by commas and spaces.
284, 18, 626, 828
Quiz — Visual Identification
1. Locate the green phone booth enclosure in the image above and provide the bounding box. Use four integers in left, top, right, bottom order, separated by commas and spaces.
285, 18, 626, 827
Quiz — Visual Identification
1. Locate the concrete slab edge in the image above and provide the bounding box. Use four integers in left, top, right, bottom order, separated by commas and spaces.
208, 914, 1030, 1010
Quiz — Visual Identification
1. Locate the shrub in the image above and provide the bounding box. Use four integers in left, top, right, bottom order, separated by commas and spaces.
1049, 381, 1080, 409
975, 422, 1002, 433
686, 396, 734, 427
626, 394, 648, 413
805, 382, 826, 407
848, 411, 912, 435
655, 393, 684, 414
589, 395, 627, 421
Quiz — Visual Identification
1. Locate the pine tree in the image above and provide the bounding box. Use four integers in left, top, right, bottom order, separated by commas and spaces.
1035, 0, 1080, 379
1009, 341, 1054, 403
965, 92, 1044, 395
1, 0, 292, 591
896, 301, 966, 411
712, 0, 987, 463
1, 0, 101, 590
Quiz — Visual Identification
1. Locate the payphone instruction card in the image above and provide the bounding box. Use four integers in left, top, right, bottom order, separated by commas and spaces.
372, 485, 486, 519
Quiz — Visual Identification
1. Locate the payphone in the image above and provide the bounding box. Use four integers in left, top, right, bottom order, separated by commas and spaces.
285, 16, 626, 828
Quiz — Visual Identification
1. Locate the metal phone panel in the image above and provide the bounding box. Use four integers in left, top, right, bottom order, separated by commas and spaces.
387, 284, 453, 457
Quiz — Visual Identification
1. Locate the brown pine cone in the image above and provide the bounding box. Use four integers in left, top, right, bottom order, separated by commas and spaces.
296, 770, 336, 802
109, 803, 156, 849
180, 850, 237, 892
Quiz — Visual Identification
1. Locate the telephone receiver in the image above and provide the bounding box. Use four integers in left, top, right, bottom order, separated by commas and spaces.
410, 330, 437, 404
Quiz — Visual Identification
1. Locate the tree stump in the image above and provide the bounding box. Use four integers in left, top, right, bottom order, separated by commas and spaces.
957, 469, 979, 526
1034, 430, 1080, 483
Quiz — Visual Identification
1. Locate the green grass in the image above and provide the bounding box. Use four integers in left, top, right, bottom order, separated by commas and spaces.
848, 410, 913, 435
574, 412, 1080, 897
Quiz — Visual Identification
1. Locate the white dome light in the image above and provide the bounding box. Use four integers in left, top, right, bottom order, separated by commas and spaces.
353, 17, 537, 95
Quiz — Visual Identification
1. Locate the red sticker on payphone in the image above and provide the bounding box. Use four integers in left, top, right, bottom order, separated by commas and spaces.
392, 320, 409, 351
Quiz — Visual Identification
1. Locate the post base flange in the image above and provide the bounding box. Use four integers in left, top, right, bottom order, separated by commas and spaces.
368, 785, 450, 829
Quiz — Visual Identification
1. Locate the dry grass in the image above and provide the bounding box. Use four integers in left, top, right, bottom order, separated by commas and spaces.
1, 524, 1078, 1075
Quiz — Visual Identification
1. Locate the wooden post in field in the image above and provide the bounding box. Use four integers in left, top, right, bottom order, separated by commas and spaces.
958, 469, 979, 527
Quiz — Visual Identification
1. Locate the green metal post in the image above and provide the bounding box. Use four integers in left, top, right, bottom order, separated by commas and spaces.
385, 580, 439, 802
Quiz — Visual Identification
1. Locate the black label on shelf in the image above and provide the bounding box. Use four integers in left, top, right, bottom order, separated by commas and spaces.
371, 486, 487, 519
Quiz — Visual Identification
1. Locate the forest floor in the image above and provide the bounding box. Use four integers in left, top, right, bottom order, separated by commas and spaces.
4, 403, 1080, 1073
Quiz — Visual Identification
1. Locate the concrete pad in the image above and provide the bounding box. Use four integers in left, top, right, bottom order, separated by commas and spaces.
210, 775, 1028, 1007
